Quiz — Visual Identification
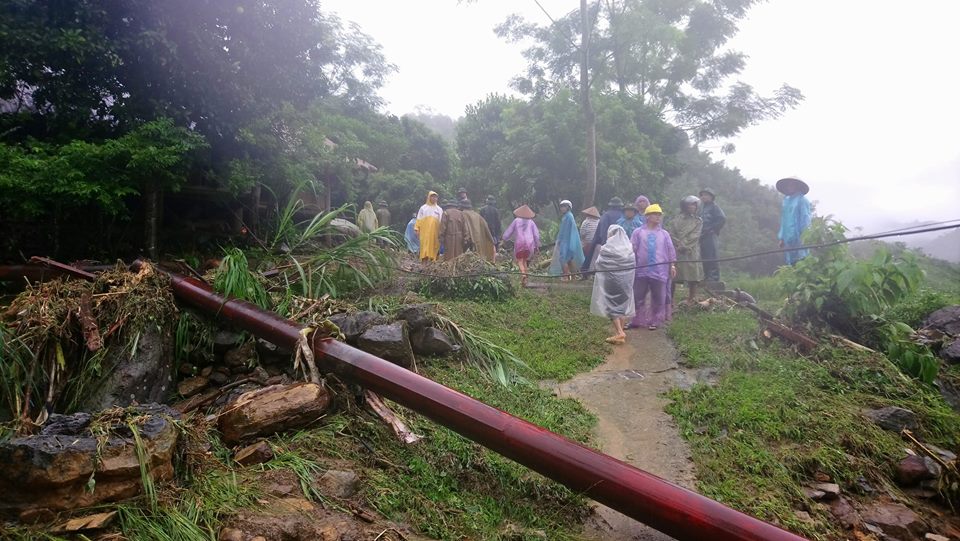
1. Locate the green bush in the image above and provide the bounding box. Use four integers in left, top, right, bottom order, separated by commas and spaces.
883, 288, 955, 329
420, 274, 514, 302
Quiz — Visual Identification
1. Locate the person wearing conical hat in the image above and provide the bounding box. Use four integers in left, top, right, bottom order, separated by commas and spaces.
698, 188, 726, 281
629, 204, 677, 330
415, 191, 443, 261
440, 198, 470, 261
479, 195, 502, 248
375, 200, 391, 229
357, 201, 379, 233
776, 176, 812, 265
549, 200, 585, 280
579, 206, 601, 273
502, 204, 540, 286
460, 199, 496, 262
581, 196, 624, 274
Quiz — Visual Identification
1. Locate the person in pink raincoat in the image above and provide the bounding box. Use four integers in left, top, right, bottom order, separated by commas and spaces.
501, 204, 540, 287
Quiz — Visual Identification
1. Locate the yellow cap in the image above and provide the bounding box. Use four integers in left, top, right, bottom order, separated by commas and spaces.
644, 203, 663, 215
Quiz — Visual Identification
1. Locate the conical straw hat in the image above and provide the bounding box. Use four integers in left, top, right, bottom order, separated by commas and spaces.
513, 204, 535, 219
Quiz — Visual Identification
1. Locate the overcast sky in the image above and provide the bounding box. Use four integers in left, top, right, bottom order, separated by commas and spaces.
323, 0, 960, 233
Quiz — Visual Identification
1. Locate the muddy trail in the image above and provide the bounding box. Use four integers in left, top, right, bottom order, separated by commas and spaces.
549, 328, 700, 541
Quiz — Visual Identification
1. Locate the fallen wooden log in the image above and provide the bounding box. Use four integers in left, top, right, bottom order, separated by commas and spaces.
218, 383, 330, 444
762, 318, 818, 353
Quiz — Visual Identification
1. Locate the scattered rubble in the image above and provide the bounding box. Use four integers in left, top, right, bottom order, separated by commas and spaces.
863, 406, 920, 432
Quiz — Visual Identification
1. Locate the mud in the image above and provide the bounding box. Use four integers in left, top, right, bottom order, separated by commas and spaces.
550, 328, 696, 541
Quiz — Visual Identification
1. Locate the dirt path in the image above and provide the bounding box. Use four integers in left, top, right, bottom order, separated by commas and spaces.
550, 328, 697, 541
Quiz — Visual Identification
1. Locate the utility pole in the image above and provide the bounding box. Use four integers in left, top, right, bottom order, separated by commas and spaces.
580, 0, 597, 209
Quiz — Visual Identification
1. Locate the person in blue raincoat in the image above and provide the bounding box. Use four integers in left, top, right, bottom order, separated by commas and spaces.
404, 212, 420, 254
776, 176, 812, 265
549, 199, 585, 280
616, 202, 644, 238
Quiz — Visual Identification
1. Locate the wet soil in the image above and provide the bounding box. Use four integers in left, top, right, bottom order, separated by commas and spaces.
549, 328, 697, 541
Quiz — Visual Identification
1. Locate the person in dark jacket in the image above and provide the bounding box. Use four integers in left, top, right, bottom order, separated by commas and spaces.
479, 195, 502, 247
581, 197, 624, 274
698, 188, 726, 281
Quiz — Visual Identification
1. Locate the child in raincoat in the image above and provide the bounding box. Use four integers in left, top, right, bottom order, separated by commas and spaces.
591, 224, 636, 344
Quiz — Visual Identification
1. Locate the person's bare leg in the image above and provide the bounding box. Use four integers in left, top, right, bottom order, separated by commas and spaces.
687, 282, 699, 304
518, 258, 528, 286
613, 317, 625, 338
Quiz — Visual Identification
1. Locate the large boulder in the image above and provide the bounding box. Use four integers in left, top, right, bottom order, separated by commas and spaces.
357, 322, 415, 368
0, 404, 179, 515
328, 312, 388, 344
411, 327, 455, 357
940, 339, 960, 364
863, 406, 919, 432
219, 383, 331, 444
78, 327, 175, 412
860, 502, 927, 540
897, 455, 941, 486
923, 305, 960, 336
394, 304, 435, 332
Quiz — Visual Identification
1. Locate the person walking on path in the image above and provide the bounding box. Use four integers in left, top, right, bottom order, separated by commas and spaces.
375, 201, 391, 229
357, 201, 379, 233
591, 224, 636, 345
579, 206, 600, 271
502, 204, 540, 287
415, 191, 443, 262
617, 202, 644, 238
698, 188, 726, 281
670, 196, 704, 305
440, 199, 470, 261
629, 204, 677, 330
460, 199, 497, 262
549, 199, 586, 280
581, 197, 624, 274
404, 212, 419, 254
777, 176, 812, 265
479, 195, 502, 248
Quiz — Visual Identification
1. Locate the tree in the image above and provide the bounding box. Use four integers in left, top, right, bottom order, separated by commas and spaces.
496, 0, 802, 144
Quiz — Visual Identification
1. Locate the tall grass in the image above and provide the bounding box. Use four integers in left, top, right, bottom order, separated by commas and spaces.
212, 248, 271, 308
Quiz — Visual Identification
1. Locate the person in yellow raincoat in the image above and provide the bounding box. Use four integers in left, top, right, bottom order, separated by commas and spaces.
414, 191, 443, 261
357, 201, 379, 233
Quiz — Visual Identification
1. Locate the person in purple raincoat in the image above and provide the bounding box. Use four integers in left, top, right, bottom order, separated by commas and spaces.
502, 204, 540, 287
629, 204, 677, 330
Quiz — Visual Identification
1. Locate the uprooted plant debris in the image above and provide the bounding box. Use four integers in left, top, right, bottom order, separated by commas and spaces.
416, 252, 514, 301
1, 263, 178, 433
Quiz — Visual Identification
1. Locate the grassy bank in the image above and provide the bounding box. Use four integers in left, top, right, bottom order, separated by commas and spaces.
666, 307, 960, 539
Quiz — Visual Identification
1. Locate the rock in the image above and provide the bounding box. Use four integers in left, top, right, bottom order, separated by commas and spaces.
395, 304, 435, 331
50, 510, 118, 533
225, 341, 257, 368
802, 487, 826, 500
828, 497, 859, 529
814, 471, 831, 482
235, 441, 274, 466
940, 339, 960, 364
40, 412, 92, 435
854, 476, 876, 494
812, 482, 841, 499
935, 377, 960, 412
315, 470, 360, 499
861, 502, 926, 540
793, 510, 815, 525
178, 376, 209, 397
329, 311, 388, 343
410, 327, 455, 356
863, 406, 919, 432
218, 383, 331, 444
264, 482, 298, 497
219, 527, 244, 541
357, 322, 415, 368
209, 371, 230, 386
897, 455, 941, 486
923, 305, 960, 336
214, 330, 244, 352
200, 366, 214, 377
924, 443, 957, 463
78, 327, 175, 411
0, 404, 179, 514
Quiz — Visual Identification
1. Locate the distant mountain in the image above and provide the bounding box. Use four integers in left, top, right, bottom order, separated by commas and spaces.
915, 229, 960, 263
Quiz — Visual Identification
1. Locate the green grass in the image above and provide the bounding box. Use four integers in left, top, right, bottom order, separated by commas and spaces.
666, 309, 960, 540
441, 289, 611, 381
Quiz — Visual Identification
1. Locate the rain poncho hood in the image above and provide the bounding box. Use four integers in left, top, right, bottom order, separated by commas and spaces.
591, 225, 636, 318
549, 210, 586, 275
357, 201, 379, 233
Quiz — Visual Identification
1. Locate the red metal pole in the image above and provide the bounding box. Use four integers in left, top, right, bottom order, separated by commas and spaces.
150, 265, 807, 541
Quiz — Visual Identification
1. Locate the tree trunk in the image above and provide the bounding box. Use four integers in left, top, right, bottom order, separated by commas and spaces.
581, 0, 597, 209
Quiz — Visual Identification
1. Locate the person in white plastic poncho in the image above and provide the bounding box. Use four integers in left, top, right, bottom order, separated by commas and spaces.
590, 224, 636, 345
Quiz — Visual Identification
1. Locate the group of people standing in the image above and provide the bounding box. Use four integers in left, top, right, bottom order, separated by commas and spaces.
404, 189, 501, 264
